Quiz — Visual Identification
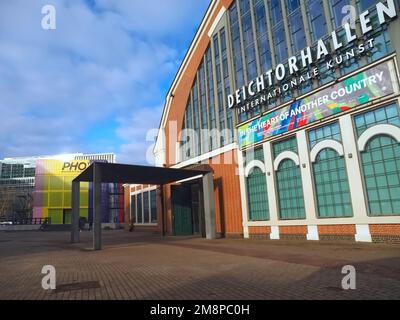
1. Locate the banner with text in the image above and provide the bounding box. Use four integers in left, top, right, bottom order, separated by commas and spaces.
238, 60, 398, 149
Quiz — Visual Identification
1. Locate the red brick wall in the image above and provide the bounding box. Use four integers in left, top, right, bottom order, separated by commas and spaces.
248, 226, 271, 234
123, 185, 131, 231
318, 225, 356, 235
369, 224, 400, 235
280, 226, 307, 235
162, 150, 243, 236
210, 150, 243, 236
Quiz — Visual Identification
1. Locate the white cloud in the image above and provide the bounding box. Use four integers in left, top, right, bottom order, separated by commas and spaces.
116, 106, 163, 165
0, 0, 210, 163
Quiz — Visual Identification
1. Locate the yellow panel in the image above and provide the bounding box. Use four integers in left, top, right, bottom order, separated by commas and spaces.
49, 192, 63, 208
42, 208, 49, 218
43, 176, 50, 191
80, 208, 89, 219
80, 182, 89, 190
64, 176, 73, 191
42, 192, 49, 207
64, 192, 71, 207
50, 176, 63, 191
41, 159, 90, 177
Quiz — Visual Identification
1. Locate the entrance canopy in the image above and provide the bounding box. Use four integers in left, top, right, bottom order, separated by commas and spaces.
71, 162, 215, 250
73, 162, 210, 185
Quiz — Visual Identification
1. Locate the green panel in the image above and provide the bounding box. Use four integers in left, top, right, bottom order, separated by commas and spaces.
313, 149, 353, 218
361, 135, 400, 216
354, 104, 400, 137
308, 122, 341, 148
245, 147, 264, 166
63, 209, 72, 224
48, 209, 63, 224
172, 185, 193, 236
49, 192, 63, 208
273, 137, 298, 157
246, 167, 269, 221
276, 159, 305, 220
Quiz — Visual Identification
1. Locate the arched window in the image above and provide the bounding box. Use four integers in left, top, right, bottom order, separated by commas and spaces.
246, 167, 269, 221
360, 135, 400, 215
273, 137, 305, 220
355, 104, 400, 216
313, 148, 352, 218
276, 158, 305, 220
245, 147, 269, 221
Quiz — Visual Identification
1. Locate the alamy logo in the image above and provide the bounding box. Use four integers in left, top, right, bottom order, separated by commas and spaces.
41, 5, 56, 30
341, 265, 356, 290
41, 265, 56, 290
341, 5, 357, 29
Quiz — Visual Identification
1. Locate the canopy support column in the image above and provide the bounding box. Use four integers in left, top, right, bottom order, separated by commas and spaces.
71, 180, 80, 243
93, 163, 102, 250
160, 184, 166, 237
202, 172, 216, 239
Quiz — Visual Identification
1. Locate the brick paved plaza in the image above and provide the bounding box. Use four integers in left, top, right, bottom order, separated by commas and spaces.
0, 230, 399, 300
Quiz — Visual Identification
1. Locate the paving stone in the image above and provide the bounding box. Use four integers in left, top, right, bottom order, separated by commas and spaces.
0, 230, 399, 300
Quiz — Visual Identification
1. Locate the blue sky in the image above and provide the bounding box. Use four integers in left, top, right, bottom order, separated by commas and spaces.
0, 0, 210, 164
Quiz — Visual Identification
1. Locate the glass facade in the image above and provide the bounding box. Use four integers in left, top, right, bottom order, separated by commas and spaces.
181, 29, 234, 159
329, 0, 350, 29
150, 190, 157, 223
173, 0, 400, 232
131, 189, 158, 224
309, 122, 353, 218
230, 3, 245, 89
286, 0, 307, 53
355, 104, 400, 216
270, 0, 288, 62
306, 0, 327, 43
254, 0, 272, 73
244, 147, 269, 221
247, 167, 269, 220
276, 159, 306, 220
360, 135, 400, 215
273, 138, 306, 220
179, 0, 396, 161
308, 121, 342, 147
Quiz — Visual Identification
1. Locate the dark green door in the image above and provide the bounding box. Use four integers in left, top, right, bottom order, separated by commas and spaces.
172, 185, 193, 236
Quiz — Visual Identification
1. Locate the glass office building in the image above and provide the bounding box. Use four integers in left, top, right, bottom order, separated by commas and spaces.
128, 0, 400, 243
0, 157, 37, 220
